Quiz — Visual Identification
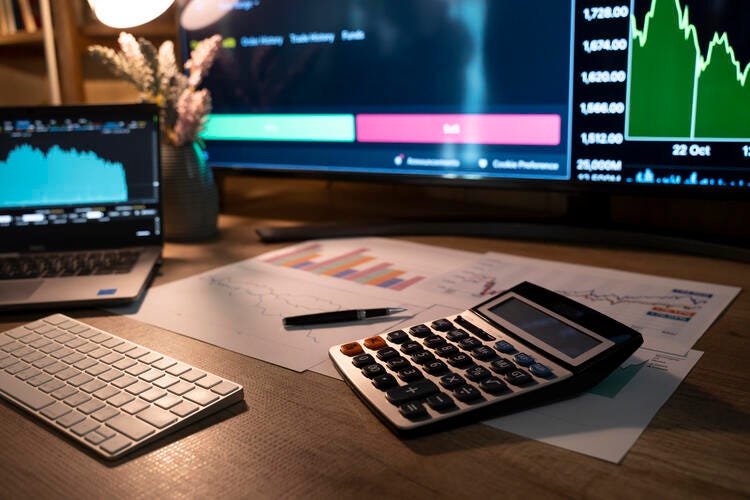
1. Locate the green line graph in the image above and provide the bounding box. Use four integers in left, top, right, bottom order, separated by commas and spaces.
626, 0, 750, 140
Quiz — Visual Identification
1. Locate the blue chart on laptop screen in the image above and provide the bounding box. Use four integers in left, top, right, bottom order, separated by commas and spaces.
0, 109, 161, 245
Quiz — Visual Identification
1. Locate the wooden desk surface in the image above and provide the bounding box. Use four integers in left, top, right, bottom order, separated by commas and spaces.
1, 211, 748, 498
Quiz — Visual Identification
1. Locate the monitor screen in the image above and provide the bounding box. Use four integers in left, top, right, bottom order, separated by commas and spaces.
179, 0, 750, 194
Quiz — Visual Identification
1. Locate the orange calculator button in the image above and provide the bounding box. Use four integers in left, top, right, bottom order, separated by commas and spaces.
340, 342, 364, 356
363, 336, 387, 350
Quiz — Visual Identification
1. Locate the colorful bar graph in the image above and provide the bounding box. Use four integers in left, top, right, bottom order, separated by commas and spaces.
263, 244, 425, 291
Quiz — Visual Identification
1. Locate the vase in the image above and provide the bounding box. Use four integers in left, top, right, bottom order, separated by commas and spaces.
160, 142, 219, 242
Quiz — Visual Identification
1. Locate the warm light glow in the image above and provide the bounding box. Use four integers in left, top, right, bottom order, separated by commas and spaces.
88, 0, 175, 29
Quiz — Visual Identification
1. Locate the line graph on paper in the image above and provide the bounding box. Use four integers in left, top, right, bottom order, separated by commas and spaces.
126, 261, 422, 372
420, 255, 739, 354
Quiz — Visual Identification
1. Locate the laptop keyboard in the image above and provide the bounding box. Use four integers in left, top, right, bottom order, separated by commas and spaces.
0, 251, 140, 280
0, 315, 244, 460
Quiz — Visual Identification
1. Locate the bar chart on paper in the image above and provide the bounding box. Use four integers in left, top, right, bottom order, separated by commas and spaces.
263, 242, 427, 291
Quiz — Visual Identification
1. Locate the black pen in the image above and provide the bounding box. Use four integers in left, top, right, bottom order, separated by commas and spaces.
282, 307, 407, 327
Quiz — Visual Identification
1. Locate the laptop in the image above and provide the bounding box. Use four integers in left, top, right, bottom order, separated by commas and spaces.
0, 104, 163, 311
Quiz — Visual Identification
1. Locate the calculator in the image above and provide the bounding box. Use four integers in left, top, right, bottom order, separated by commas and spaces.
329, 281, 643, 435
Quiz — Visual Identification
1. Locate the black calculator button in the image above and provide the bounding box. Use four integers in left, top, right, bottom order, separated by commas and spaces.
411, 351, 436, 365
423, 360, 449, 376
434, 345, 459, 358
409, 325, 432, 338
376, 347, 400, 361
400, 341, 424, 355
490, 358, 516, 374
423, 335, 447, 349
446, 329, 469, 342
399, 402, 429, 420
494, 340, 516, 354
479, 377, 509, 395
471, 345, 496, 361
453, 385, 483, 403
458, 338, 482, 350
361, 363, 386, 379
439, 373, 466, 390
386, 379, 439, 405
514, 353, 535, 367
372, 373, 398, 390
386, 357, 411, 371
505, 369, 533, 386
529, 363, 553, 378
431, 319, 453, 331
397, 366, 424, 382
425, 392, 457, 412
386, 330, 409, 344
447, 353, 473, 368
465, 365, 492, 382
352, 354, 376, 368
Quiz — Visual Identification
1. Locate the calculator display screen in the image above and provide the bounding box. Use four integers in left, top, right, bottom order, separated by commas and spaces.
489, 298, 601, 358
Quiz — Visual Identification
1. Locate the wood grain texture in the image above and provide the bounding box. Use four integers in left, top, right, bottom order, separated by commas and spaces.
0, 182, 748, 499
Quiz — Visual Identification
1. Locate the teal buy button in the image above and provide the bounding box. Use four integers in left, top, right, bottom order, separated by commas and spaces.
201, 114, 355, 142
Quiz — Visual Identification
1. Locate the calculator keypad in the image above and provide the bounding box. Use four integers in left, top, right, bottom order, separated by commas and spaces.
329, 311, 572, 432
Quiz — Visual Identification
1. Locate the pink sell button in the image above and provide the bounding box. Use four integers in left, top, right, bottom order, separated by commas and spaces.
356, 114, 561, 146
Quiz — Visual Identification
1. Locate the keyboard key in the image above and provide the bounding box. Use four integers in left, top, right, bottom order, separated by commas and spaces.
386, 379, 439, 405
166, 363, 190, 377
152, 358, 178, 371
40, 379, 65, 393
126, 347, 149, 360
423, 360, 449, 376
112, 375, 138, 389
92, 407, 120, 423
453, 385, 483, 403
211, 381, 240, 396
479, 377, 509, 395
68, 373, 94, 387
399, 402, 428, 420
439, 373, 466, 390
399, 341, 423, 355
471, 346, 496, 361
425, 392, 456, 411
41, 402, 72, 420
458, 338, 482, 350
93, 386, 121, 401
490, 359, 516, 375
138, 352, 163, 365
121, 399, 150, 415
58, 411, 86, 428
339, 343, 363, 357
180, 369, 206, 383
0, 371, 55, 410
136, 407, 177, 429
352, 354, 375, 368
52, 386, 78, 400
139, 369, 164, 383
371, 373, 398, 390
396, 366, 423, 383
100, 435, 131, 454
363, 336, 387, 350
171, 402, 198, 418
447, 353, 473, 368
529, 363, 553, 378
411, 351, 435, 365
195, 374, 222, 389
99, 369, 124, 383
466, 366, 492, 382
361, 364, 385, 379
71, 419, 100, 437
494, 340, 516, 354
125, 363, 150, 376
107, 414, 154, 441
423, 335, 447, 349
65, 392, 92, 407
184, 388, 219, 406
409, 324, 431, 338
108, 392, 135, 408
514, 353, 535, 367
431, 319, 453, 332
155, 394, 182, 409
506, 370, 533, 386
385, 357, 410, 371
78, 399, 106, 415
113, 358, 138, 371
446, 329, 469, 342
100, 353, 124, 365
375, 347, 400, 361
139, 388, 167, 403
167, 381, 194, 396
386, 330, 409, 344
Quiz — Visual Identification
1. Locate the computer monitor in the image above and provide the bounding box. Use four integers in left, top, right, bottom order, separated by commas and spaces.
177, 0, 750, 253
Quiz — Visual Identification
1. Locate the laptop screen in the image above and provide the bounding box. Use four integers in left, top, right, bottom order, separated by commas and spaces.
0, 104, 162, 252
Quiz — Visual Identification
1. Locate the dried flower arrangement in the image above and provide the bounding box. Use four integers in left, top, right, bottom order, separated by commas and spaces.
88, 33, 222, 147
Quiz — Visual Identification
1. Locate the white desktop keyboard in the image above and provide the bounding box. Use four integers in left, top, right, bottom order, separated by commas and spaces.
0, 314, 243, 460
